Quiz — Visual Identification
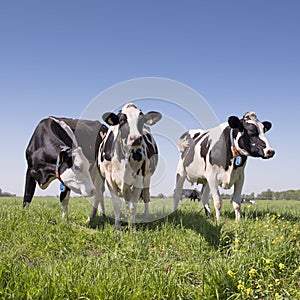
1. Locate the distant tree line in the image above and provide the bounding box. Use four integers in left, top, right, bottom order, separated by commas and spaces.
221, 189, 300, 201
0, 188, 16, 197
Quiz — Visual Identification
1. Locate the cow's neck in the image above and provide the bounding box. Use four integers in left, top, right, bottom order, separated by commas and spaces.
229, 127, 247, 169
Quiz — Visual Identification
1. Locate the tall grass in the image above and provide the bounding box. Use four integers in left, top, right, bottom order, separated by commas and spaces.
0, 197, 299, 299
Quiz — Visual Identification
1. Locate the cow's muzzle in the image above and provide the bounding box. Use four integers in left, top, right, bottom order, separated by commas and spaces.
264, 148, 275, 159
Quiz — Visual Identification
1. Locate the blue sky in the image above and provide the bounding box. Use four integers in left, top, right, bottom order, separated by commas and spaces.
0, 1, 299, 197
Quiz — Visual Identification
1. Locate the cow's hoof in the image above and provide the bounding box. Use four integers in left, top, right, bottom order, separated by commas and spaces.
114, 221, 121, 230
204, 207, 212, 218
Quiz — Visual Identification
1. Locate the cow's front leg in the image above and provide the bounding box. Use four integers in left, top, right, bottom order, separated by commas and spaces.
143, 175, 151, 217
111, 192, 122, 230
129, 187, 142, 228
231, 173, 244, 222
142, 188, 150, 217
87, 176, 105, 223
200, 184, 212, 217
208, 180, 222, 223
23, 168, 37, 208
60, 188, 71, 219
91, 165, 106, 216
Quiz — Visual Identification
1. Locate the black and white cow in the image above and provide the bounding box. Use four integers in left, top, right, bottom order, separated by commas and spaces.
174, 112, 275, 222
88, 103, 162, 229
23, 117, 108, 218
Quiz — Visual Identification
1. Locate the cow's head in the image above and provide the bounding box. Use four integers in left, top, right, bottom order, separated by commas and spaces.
58, 146, 96, 196
228, 112, 275, 159
102, 103, 162, 152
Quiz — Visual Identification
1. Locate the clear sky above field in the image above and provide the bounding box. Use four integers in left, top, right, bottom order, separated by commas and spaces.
0, 0, 299, 197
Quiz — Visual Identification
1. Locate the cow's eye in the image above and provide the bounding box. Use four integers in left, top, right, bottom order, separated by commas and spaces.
74, 165, 81, 171
119, 113, 127, 127
246, 124, 258, 136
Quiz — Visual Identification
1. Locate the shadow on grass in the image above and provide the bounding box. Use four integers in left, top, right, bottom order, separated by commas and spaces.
88, 209, 222, 249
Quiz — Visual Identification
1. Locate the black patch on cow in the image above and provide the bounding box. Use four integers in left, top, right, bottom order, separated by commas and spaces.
193, 132, 200, 139
182, 133, 195, 168
103, 131, 115, 161
179, 131, 189, 141
200, 136, 211, 169
194, 132, 208, 145
238, 121, 266, 158
132, 148, 143, 161
118, 113, 130, 139
209, 126, 233, 171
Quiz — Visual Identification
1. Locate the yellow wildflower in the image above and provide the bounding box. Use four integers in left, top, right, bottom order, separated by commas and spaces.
227, 270, 235, 278
246, 288, 253, 296
279, 263, 285, 270
237, 280, 245, 291
265, 259, 271, 265
249, 268, 257, 278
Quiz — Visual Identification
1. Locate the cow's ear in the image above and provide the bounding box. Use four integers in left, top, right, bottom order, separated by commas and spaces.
263, 121, 272, 132
144, 111, 162, 125
102, 112, 119, 126
228, 116, 241, 129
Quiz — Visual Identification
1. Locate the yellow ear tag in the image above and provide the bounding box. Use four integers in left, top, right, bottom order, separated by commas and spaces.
146, 119, 153, 125
108, 118, 113, 125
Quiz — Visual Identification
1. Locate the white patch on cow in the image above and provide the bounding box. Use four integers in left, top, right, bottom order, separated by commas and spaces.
60, 147, 95, 197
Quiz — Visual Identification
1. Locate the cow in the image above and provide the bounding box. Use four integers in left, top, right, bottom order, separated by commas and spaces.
174, 112, 275, 222
23, 116, 108, 218
87, 103, 162, 229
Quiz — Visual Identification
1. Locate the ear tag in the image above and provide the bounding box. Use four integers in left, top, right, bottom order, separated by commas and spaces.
108, 118, 114, 125
60, 183, 66, 192
235, 156, 242, 166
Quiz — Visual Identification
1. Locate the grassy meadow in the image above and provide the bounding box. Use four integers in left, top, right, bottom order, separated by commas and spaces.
0, 197, 299, 299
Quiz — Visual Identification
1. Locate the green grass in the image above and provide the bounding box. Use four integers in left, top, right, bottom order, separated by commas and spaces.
0, 197, 299, 299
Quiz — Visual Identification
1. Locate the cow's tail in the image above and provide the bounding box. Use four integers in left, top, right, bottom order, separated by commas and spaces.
177, 132, 190, 153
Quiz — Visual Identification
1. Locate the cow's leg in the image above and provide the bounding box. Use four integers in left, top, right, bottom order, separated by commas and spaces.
142, 188, 150, 217
107, 183, 122, 230
207, 179, 222, 222
111, 193, 122, 230
87, 175, 105, 222
174, 163, 186, 211
60, 188, 71, 219
129, 187, 142, 228
201, 184, 212, 217
23, 168, 36, 208
231, 174, 244, 222
143, 174, 151, 217
90, 165, 105, 216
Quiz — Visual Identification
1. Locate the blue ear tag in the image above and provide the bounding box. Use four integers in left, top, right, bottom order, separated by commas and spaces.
235, 156, 242, 166
60, 183, 66, 192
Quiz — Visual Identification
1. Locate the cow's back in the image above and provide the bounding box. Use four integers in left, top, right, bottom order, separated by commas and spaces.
55, 117, 107, 163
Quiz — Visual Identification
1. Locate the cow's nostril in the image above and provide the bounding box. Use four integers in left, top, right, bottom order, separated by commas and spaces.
267, 149, 275, 158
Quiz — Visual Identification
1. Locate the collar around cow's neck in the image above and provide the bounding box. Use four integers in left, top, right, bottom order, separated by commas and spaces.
55, 146, 70, 184
230, 128, 240, 157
